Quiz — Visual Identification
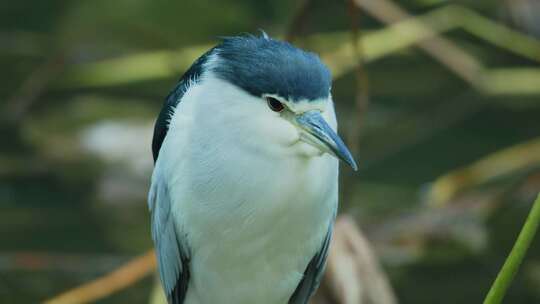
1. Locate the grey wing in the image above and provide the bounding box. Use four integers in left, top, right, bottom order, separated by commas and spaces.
288, 224, 334, 304
148, 175, 190, 304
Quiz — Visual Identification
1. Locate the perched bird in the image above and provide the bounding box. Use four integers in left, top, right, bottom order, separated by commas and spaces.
148, 33, 357, 304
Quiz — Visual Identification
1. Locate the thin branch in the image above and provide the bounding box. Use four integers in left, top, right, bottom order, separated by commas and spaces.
43, 250, 156, 304
346, 0, 370, 157
323, 216, 398, 304
428, 137, 540, 206
285, 0, 314, 42
3, 54, 65, 124
351, 0, 482, 86
57, 5, 540, 95
483, 193, 540, 304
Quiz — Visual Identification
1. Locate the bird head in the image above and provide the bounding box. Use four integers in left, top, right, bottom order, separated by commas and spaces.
171, 34, 357, 171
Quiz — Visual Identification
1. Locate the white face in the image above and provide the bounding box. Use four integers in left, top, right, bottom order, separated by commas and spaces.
182, 72, 338, 162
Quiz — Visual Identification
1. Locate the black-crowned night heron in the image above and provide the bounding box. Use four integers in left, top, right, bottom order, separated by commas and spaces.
148, 33, 357, 304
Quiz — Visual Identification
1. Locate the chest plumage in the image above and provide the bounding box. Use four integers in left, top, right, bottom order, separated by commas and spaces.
149, 34, 355, 304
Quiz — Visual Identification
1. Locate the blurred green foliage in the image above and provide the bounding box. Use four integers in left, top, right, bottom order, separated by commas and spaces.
1, 0, 540, 303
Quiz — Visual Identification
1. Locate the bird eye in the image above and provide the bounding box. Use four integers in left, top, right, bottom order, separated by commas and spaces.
266, 97, 284, 112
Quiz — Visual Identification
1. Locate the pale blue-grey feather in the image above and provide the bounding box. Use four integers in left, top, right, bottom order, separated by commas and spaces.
289, 218, 335, 304
148, 174, 189, 303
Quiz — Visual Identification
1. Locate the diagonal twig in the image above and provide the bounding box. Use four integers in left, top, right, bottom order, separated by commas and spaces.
351, 0, 483, 86
285, 0, 315, 42
3, 54, 65, 124
43, 250, 156, 304
346, 0, 370, 157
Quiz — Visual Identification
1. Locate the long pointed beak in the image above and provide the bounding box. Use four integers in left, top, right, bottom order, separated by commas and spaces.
296, 110, 358, 171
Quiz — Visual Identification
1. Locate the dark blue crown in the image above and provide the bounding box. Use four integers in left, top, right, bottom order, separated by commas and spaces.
212, 35, 332, 102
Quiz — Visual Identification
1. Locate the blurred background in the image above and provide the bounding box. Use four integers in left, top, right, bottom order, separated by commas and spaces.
2, 0, 540, 303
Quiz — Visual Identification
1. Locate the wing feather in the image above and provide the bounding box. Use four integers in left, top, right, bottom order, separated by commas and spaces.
289, 223, 334, 304
148, 173, 190, 304
149, 48, 216, 303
